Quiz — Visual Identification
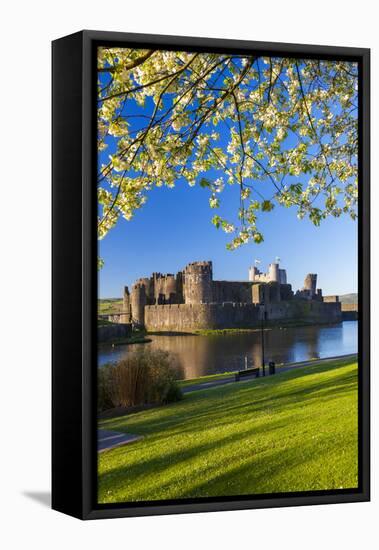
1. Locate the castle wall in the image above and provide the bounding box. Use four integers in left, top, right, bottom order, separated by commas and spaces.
280, 284, 293, 301
212, 281, 253, 304
268, 281, 281, 302
341, 303, 357, 311
144, 300, 342, 332
341, 303, 358, 320
263, 300, 341, 323
323, 295, 340, 303
145, 303, 262, 332
126, 260, 339, 331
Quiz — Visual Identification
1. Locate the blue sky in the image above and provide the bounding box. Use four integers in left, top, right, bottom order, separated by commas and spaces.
98, 53, 358, 298
98, 179, 357, 298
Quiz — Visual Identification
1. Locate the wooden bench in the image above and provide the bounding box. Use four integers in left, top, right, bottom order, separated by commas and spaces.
235, 367, 260, 381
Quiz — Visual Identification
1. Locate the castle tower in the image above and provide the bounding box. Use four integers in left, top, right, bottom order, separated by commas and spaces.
304, 273, 317, 296
184, 261, 213, 304
164, 274, 177, 304
136, 277, 153, 303
176, 271, 184, 303
130, 283, 147, 325
248, 266, 259, 282
268, 262, 280, 283
120, 285, 131, 323
252, 283, 266, 305
268, 281, 281, 302
153, 273, 164, 304
278, 268, 287, 284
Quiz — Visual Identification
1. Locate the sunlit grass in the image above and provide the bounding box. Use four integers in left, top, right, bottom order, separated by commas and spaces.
98, 298, 123, 315
178, 371, 235, 387
98, 358, 358, 503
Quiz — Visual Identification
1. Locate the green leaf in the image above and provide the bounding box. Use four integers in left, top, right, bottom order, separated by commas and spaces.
261, 200, 274, 212
289, 183, 303, 195
253, 232, 264, 243
211, 215, 222, 229
199, 178, 211, 188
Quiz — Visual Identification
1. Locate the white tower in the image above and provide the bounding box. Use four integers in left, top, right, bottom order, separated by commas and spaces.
268, 262, 280, 283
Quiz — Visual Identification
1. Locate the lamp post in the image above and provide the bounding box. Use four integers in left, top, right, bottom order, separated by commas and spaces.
261, 311, 266, 377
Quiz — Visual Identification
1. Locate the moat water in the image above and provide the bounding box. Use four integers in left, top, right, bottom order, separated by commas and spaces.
98, 320, 358, 380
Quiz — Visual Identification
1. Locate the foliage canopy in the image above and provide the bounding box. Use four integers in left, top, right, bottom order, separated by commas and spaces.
97, 49, 358, 250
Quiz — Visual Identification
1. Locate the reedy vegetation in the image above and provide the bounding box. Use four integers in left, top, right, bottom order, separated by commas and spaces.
98, 349, 183, 411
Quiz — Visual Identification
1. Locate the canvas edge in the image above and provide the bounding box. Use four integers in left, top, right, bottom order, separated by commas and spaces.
52, 30, 370, 520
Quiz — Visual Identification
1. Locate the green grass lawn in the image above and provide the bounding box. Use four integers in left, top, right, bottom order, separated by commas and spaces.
98, 358, 358, 503
98, 298, 123, 315
178, 371, 236, 387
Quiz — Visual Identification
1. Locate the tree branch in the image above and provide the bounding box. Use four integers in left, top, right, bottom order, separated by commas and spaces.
98, 49, 155, 73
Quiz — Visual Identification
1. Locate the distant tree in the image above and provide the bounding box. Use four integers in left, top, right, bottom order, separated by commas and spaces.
97, 49, 358, 251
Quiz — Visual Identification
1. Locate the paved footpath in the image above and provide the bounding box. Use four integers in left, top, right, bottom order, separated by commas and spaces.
98, 429, 143, 452
182, 353, 357, 394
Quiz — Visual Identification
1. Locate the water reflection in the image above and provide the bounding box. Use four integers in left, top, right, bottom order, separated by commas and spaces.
98, 321, 358, 380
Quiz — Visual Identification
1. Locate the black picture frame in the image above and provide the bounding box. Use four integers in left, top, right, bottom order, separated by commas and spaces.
52, 30, 370, 520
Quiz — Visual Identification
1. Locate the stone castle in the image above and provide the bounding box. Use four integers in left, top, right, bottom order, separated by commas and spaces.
115, 260, 341, 331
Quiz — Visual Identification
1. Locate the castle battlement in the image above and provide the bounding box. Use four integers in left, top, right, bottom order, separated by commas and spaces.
185, 261, 212, 268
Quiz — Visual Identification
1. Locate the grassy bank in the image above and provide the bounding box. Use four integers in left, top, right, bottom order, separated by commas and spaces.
195, 319, 341, 336
177, 354, 357, 387
98, 336, 152, 348
194, 328, 263, 336
178, 371, 235, 387
176, 365, 293, 388
98, 324, 150, 347
98, 298, 123, 315
98, 318, 118, 327
112, 336, 152, 346
98, 358, 358, 502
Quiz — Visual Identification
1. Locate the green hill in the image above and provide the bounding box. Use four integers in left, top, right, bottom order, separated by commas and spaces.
339, 293, 358, 304
98, 298, 123, 315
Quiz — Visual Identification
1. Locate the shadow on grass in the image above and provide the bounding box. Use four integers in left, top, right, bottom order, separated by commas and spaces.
99, 420, 358, 502
99, 419, 281, 481
177, 433, 358, 499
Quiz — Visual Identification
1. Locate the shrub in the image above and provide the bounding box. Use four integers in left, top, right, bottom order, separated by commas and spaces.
163, 380, 183, 404
98, 367, 114, 412
98, 349, 183, 412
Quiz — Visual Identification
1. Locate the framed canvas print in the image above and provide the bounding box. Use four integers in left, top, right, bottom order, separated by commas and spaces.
52, 30, 370, 519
